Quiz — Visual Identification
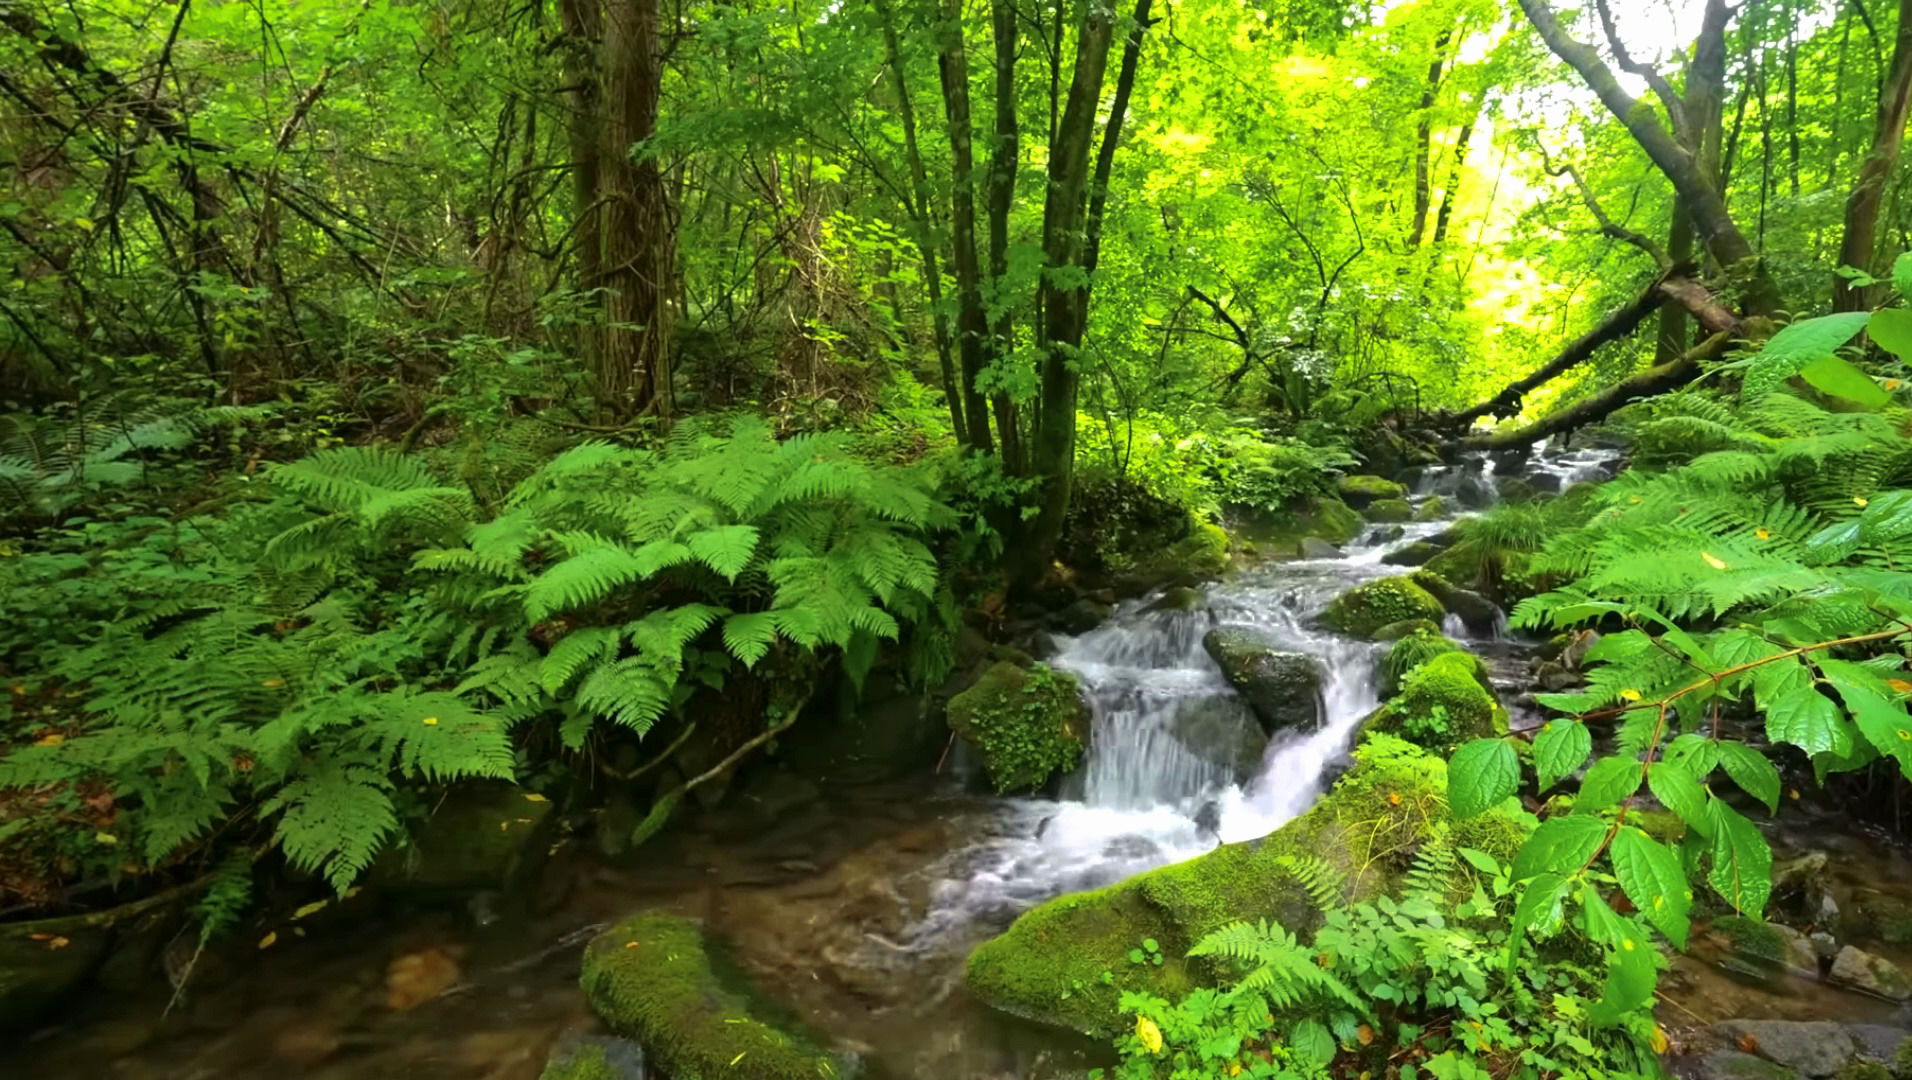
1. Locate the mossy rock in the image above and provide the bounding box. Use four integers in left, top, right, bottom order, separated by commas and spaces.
1364, 651, 1503, 752
580, 915, 854, 1080
1318, 576, 1446, 639
1174, 522, 1232, 579
1240, 497, 1363, 553
1710, 916, 1796, 973
376, 781, 557, 894
1373, 618, 1442, 642
946, 662, 1089, 793
1201, 627, 1325, 734
1335, 475, 1408, 508
1378, 629, 1463, 698
1414, 496, 1449, 522
1410, 569, 1501, 635
1380, 541, 1441, 568
1421, 543, 1482, 590
964, 735, 1531, 1036
1363, 498, 1414, 524
539, 1034, 649, 1080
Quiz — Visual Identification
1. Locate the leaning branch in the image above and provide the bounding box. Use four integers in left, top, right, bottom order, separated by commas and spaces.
1447, 280, 1668, 428
1531, 136, 1669, 265
1461, 330, 1735, 450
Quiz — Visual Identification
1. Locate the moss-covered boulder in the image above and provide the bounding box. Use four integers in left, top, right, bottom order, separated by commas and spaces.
1378, 628, 1463, 697
1201, 628, 1325, 734
1414, 496, 1449, 522
1364, 651, 1504, 752
1318, 576, 1446, 639
965, 736, 1530, 1036
1336, 475, 1408, 509
1410, 569, 1501, 636
1380, 541, 1441, 568
1363, 498, 1414, 523
1169, 522, 1231, 580
581, 915, 855, 1080
1373, 618, 1442, 642
946, 662, 1089, 793
539, 1033, 649, 1080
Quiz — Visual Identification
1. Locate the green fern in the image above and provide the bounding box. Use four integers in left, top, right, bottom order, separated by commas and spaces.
1189, 919, 1367, 1013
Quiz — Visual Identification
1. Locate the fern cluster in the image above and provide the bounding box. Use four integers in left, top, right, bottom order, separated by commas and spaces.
0, 416, 951, 900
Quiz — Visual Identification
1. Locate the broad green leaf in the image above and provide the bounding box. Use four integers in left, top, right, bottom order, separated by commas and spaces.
1456, 847, 1502, 875
1826, 661, 1912, 780
1506, 872, 1570, 978
1575, 754, 1642, 813
1609, 826, 1691, 948
1663, 733, 1720, 780
1799, 354, 1891, 407
1706, 798, 1773, 916
1752, 656, 1811, 709
1717, 743, 1781, 813
1534, 719, 1591, 793
1870, 306, 1912, 360
1743, 312, 1870, 400
1291, 1019, 1336, 1066
1448, 738, 1519, 819
1861, 491, 1912, 544
1646, 762, 1711, 838
1511, 814, 1610, 882
1765, 685, 1851, 757
1894, 252, 1912, 301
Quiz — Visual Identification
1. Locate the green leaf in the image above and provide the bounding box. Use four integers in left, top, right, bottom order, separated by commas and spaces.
1646, 762, 1711, 838
1826, 662, 1912, 780
1765, 685, 1852, 757
1870, 306, 1912, 360
1511, 814, 1609, 882
1706, 798, 1773, 916
1291, 1019, 1336, 1066
1799, 354, 1891, 407
1447, 738, 1519, 819
1456, 847, 1502, 876
1894, 252, 1912, 300
1575, 754, 1642, 813
685, 524, 760, 582
721, 612, 779, 667
1861, 491, 1912, 544
1718, 743, 1781, 813
1743, 312, 1871, 400
1663, 733, 1720, 780
1583, 889, 1656, 1027
1609, 826, 1691, 948
1534, 719, 1592, 793
1505, 872, 1570, 978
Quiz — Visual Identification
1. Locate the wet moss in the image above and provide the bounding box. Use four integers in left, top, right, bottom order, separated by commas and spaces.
1414, 496, 1449, 522
1364, 651, 1502, 752
580, 915, 850, 1080
964, 735, 1531, 1036
1336, 475, 1408, 505
1378, 629, 1462, 697
1318, 576, 1446, 639
1364, 498, 1414, 523
946, 662, 1089, 794
1373, 618, 1443, 642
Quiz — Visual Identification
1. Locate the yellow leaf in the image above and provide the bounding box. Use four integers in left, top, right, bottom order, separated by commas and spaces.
730, 1052, 747, 1066
1228, 1067, 1243, 1078
1651, 1026, 1670, 1054
292, 900, 330, 920
1756, 528, 1772, 540
33, 734, 63, 747
94, 832, 118, 846
1702, 552, 1727, 570
1136, 1016, 1164, 1054
1387, 792, 1401, 806
1357, 1024, 1375, 1046
1620, 689, 1642, 702
1891, 679, 1912, 695
422, 716, 438, 726
523, 793, 548, 802
499, 821, 509, 831
1857, 496, 1871, 507
262, 678, 284, 688
259, 932, 278, 949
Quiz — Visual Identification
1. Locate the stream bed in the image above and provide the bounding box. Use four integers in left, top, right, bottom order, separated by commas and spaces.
7, 442, 1910, 1079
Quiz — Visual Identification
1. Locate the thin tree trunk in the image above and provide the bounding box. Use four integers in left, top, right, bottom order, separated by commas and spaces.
559, 0, 605, 381
1655, 208, 1694, 362
1835, 0, 1912, 311
935, 0, 995, 451
985, 0, 1023, 472
1429, 119, 1475, 250
1449, 281, 1669, 429
875, 0, 965, 439
1407, 29, 1454, 251
598, 0, 672, 418
1787, 24, 1803, 195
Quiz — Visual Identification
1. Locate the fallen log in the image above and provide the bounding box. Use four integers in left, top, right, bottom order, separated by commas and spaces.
1447, 282, 1667, 428
1459, 330, 1735, 451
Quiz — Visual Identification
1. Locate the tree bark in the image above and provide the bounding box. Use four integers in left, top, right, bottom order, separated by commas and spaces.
1448, 281, 1667, 429
1429, 118, 1475, 250
1407, 29, 1454, 252
985, 0, 1023, 471
1834, 0, 1912, 311
558, 0, 605, 382
935, 0, 995, 451
598, 0, 673, 419
875, 0, 966, 440
1461, 332, 1735, 450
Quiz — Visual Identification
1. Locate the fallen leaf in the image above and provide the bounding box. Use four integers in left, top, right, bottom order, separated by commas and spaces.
522, 793, 548, 803
94, 832, 118, 846
1857, 496, 1871, 508
1621, 689, 1642, 702
1740, 1032, 1760, 1053
292, 900, 330, 920
422, 716, 438, 726
1357, 1024, 1375, 1046
259, 932, 278, 949
44, 936, 68, 950
1756, 528, 1772, 540
1135, 1015, 1164, 1055
1702, 552, 1727, 570
33, 734, 63, 747
1891, 679, 1912, 696
386, 947, 460, 1011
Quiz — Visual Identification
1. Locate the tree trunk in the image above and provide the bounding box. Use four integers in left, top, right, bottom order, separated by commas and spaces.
1835, 0, 1912, 311
598, 0, 673, 419
935, 0, 995, 451
1023, 4, 1118, 579
559, 0, 605, 386
1448, 281, 1667, 429
875, 0, 966, 440
985, 0, 1023, 471
1429, 118, 1475, 250
1407, 29, 1454, 252
1461, 331, 1735, 450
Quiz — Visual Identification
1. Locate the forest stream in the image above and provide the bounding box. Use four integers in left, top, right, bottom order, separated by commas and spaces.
8, 444, 1911, 1080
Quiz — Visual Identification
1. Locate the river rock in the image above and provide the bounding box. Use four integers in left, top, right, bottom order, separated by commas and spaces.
945, 661, 1089, 793
375, 781, 556, 896
540, 1033, 649, 1080
1363, 651, 1504, 752
581, 915, 857, 1080
1364, 499, 1414, 523
1336, 474, 1407, 509
1168, 698, 1270, 783
1201, 627, 1325, 734
1455, 474, 1493, 509
1693, 1051, 1800, 1080
1414, 495, 1449, 521
964, 736, 1531, 1037
1496, 476, 1541, 503
781, 671, 950, 785
1410, 569, 1500, 636
1299, 537, 1344, 559
1318, 576, 1447, 639
1382, 541, 1442, 567
1831, 945, 1912, 1000
1712, 1021, 1859, 1077
1144, 586, 1206, 613
1854, 888, 1912, 944
1051, 598, 1112, 636
1373, 618, 1443, 642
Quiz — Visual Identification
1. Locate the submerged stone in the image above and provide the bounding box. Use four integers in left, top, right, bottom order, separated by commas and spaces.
1317, 576, 1446, 640
1167, 698, 1269, 784
581, 914, 856, 1080
1831, 945, 1912, 1001
945, 661, 1089, 794
1410, 569, 1500, 635
539, 1033, 648, 1080
1695, 1051, 1802, 1080
964, 735, 1531, 1036
1381, 541, 1441, 567
1713, 1021, 1860, 1078
375, 781, 556, 895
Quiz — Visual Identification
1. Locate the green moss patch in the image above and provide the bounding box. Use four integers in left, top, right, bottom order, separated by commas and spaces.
1364, 498, 1414, 523
1318, 576, 1445, 639
1336, 475, 1407, 507
946, 662, 1089, 793
964, 735, 1531, 1036
580, 915, 851, 1080
1365, 651, 1503, 752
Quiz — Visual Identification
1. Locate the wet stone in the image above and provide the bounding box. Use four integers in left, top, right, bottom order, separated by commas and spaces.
1830, 946, 1912, 1001
1713, 1020, 1860, 1078
1692, 1051, 1802, 1080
